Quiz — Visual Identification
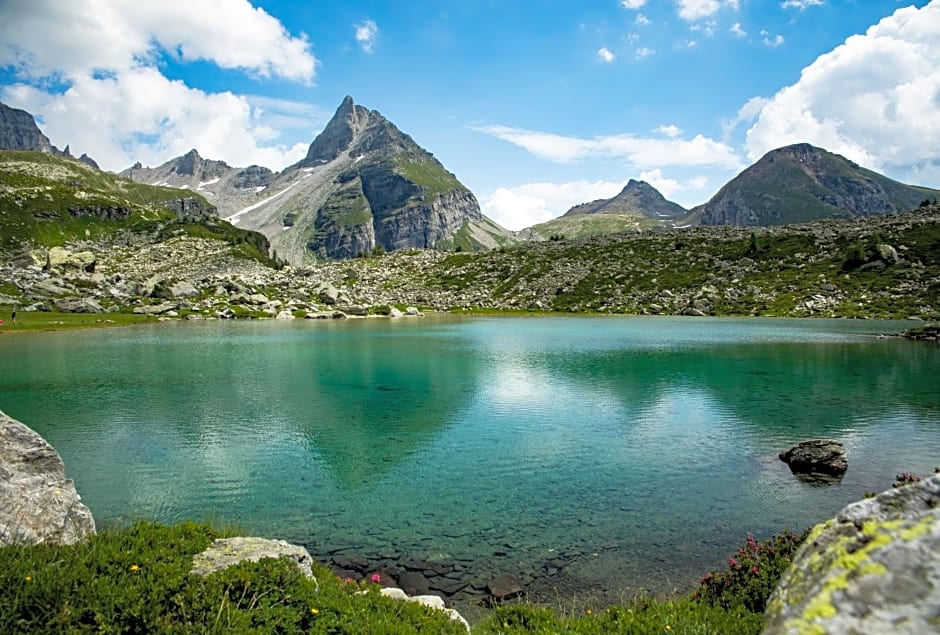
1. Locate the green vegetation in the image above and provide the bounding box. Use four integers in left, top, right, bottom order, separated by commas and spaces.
416, 207, 940, 319
393, 155, 466, 200
0, 522, 464, 634
0, 308, 158, 332
527, 213, 657, 241
0, 151, 277, 268
696, 530, 810, 614
0, 521, 809, 633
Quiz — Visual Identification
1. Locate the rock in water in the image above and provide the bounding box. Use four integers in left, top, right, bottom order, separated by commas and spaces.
0, 410, 96, 545
762, 474, 940, 634
191, 537, 315, 579
779, 439, 847, 476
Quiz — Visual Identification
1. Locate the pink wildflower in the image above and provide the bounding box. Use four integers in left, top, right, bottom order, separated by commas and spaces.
371, 573, 382, 584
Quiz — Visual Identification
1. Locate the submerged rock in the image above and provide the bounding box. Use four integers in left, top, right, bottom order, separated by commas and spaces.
779, 439, 847, 477
762, 474, 940, 634
0, 410, 96, 545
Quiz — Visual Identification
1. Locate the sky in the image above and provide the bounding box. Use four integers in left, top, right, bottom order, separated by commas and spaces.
0, 0, 938, 231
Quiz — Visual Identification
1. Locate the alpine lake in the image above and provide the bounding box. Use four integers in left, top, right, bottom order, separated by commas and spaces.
1, 315, 938, 611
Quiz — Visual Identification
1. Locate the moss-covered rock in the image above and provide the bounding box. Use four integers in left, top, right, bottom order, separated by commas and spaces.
762, 474, 940, 634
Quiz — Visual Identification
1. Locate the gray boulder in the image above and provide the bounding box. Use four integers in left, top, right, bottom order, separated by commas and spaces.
762, 474, 940, 634
779, 439, 847, 476
0, 410, 96, 545
170, 280, 200, 298
192, 537, 314, 579
54, 297, 105, 313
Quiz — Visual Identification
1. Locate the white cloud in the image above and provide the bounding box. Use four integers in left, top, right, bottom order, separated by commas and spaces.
781, 0, 824, 9
473, 124, 743, 169
745, 0, 940, 183
691, 20, 717, 37
354, 19, 379, 54
482, 180, 628, 230
0, 0, 318, 172
598, 47, 616, 63
655, 124, 682, 138
676, 0, 738, 22
730, 22, 747, 37
762, 32, 785, 47
635, 46, 655, 59
0, 0, 316, 82
638, 169, 709, 199
621, 0, 648, 9
2, 70, 311, 172
635, 13, 652, 26
721, 96, 770, 140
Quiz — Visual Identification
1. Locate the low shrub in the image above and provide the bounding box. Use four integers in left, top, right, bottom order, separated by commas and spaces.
695, 529, 809, 613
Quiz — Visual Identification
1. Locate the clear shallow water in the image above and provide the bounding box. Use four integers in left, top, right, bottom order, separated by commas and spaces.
1, 316, 938, 603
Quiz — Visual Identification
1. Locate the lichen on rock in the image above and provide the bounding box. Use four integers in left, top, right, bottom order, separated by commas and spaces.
762, 474, 940, 634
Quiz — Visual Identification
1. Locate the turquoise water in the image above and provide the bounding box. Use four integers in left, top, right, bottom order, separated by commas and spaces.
1, 316, 938, 603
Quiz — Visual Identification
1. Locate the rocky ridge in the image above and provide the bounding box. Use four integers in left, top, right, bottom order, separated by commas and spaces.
1, 206, 937, 322
123, 97, 515, 263
0, 101, 98, 167
120, 149, 274, 218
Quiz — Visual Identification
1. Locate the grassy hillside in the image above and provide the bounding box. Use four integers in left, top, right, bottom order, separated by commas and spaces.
409, 206, 940, 319
0, 150, 277, 267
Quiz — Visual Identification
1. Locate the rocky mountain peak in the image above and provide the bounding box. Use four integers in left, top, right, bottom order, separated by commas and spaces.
302, 96, 373, 166
563, 178, 686, 220
0, 101, 56, 153
175, 149, 203, 176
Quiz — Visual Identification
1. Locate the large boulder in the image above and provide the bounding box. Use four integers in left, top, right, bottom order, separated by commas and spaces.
779, 439, 847, 476
192, 537, 314, 579
762, 474, 940, 634
0, 410, 96, 545
54, 297, 105, 313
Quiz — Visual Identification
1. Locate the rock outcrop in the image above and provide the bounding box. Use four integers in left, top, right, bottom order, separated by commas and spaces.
0, 101, 56, 153
0, 410, 96, 546
779, 439, 848, 477
699, 143, 940, 226
762, 474, 940, 634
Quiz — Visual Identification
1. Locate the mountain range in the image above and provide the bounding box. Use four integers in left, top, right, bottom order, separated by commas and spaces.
122, 97, 514, 262
2, 97, 939, 263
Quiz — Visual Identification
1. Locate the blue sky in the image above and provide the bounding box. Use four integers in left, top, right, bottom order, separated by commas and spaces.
1, 0, 937, 229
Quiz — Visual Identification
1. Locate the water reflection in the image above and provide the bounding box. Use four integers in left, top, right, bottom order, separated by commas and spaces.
0, 316, 937, 597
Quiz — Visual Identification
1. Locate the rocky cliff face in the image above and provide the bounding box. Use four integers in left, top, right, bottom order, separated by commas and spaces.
120, 149, 274, 217
0, 102, 56, 153
224, 95, 509, 262
699, 143, 940, 226
0, 410, 96, 546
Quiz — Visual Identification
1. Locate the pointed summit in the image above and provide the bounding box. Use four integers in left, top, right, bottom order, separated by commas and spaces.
302, 96, 370, 165
175, 149, 203, 176
564, 179, 686, 219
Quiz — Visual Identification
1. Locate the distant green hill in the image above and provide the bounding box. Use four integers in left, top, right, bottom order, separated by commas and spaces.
527, 179, 691, 240
698, 143, 940, 226
0, 150, 274, 265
